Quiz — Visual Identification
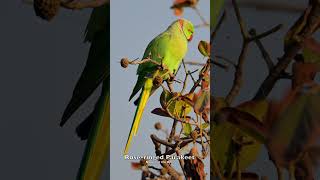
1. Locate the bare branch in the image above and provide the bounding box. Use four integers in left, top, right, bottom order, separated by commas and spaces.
226, 42, 249, 104
61, 0, 109, 10
249, 28, 275, 71
226, 0, 250, 104
192, 7, 209, 29
166, 120, 178, 152
211, 10, 226, 41
189, 59, 210, 93
226, 1, 283, 104
215, 55, 237, 67
254, 2, 320, 100
248, 24, 283, 42
232, 0, 249, 39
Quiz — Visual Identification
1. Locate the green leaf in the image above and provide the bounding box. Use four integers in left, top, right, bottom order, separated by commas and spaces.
198, 40, 210, 57
201, 123, 209, 129
212, 119, 263, 175
193, 89, 210, 114
267, 84, 320, 166
167, 97, 192, 120
303, 48, 320, 63
160, 88, 174, 109
212, 100, 269, 175
211, 96, 228, 119
183, 123, 192, 136
218, 107, 267, 144
60, 5, 110, 126
211, 0, 225, 28
302, 38, 320, 64
151, 108, 171, 118
237, 100, 269, 122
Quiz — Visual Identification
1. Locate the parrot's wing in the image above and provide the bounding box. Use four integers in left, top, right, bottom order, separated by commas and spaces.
129, 75, 145, 101
129, 32, 172, 100
137, 31, 172, 74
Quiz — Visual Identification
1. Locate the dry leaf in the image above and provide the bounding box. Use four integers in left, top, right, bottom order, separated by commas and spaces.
171, 0, 198, 16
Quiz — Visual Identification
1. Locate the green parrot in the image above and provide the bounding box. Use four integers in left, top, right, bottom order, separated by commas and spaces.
124, 19, 194, 155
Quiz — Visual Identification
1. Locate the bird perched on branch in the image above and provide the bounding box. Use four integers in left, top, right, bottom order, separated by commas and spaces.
124, 18, 194, 155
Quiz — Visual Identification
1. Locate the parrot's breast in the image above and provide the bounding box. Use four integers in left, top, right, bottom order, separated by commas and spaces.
163, 33, 188, 74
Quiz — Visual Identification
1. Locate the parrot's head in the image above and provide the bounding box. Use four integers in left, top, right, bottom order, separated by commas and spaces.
170, 19, 194, 42
180, 19, 194, 42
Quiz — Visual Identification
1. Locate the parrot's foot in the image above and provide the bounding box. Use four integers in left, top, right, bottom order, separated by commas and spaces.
169, 72, 175, 80
166, 81, 174, 92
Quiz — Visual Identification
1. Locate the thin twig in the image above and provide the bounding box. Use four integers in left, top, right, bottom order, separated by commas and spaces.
232, 0, 249, 39
192, 7, 209, 28
226, 42, 249, 104
248, 24, 283, 41
166, 120, 178, 152
181, 60, 189, 93
211, 10, 226, 41
225, 0, 250, 104
226, 0, 283, 104
184, 61, 205, 66
249, 28, 275, 71
215, 55, 237, 67
176, 149, 187, 178
128, 58, 161, 66
195, 23, 210, 28
151, 134, 175, 149
189, 59, 210, 93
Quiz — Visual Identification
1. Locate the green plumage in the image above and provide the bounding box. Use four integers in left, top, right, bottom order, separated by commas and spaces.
124, 19, 194, 154
129, 19, 191, 101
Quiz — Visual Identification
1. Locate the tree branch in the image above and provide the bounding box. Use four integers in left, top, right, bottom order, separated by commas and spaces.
61, 0, 109, 10
226, 0, 283, 104
211, 10, 226, 41
249, 28, 275, 71
254, 2, 320, 100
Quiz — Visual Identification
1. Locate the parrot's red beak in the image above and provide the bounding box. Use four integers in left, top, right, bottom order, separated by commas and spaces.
188, 34, 193, 42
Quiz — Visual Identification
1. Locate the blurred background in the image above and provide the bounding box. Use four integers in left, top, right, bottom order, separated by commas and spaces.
0, 1, 107, 179
0, 0, 319, 179
213, 0, 320, 179
110, 0, 209, 179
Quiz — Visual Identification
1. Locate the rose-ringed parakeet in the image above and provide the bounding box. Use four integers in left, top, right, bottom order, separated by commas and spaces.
124, 19, 194, 155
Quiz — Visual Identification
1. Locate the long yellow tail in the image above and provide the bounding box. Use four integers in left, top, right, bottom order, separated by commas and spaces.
124, 78, 153, 155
